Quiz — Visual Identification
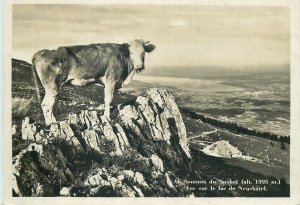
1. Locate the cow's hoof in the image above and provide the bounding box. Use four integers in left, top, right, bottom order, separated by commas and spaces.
44, 122, 57, 130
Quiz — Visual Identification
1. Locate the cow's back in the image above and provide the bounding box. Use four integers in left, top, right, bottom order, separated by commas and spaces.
61, 43, 128, 81
57, 45, 102, 80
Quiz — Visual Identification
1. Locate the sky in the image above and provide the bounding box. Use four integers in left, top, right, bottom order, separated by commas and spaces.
13, 4, 290, 70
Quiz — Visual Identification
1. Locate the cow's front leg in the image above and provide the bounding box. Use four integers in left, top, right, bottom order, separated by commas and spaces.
41, 89, 58, 126
104, 82, 116, 120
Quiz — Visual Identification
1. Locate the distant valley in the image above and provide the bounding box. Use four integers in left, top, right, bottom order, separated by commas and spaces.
123, 67, 290, 136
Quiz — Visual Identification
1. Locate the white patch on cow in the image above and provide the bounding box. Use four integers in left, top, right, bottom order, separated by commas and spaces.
122, 70, 136, 87
70, 78, 95, 86
98, 76, 106, 85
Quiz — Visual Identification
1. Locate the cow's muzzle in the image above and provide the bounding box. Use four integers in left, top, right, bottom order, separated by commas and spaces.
135, 65, 144, 73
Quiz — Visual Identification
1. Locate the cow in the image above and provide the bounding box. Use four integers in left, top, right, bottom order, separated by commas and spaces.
31, 39, 155, 126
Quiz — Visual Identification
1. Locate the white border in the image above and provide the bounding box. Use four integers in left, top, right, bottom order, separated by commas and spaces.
3, 0, 300, 205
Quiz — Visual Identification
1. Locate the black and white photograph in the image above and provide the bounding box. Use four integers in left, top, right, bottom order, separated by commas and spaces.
3, 0, 300, 203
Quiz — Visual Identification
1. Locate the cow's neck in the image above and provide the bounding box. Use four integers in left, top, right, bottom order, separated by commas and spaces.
127, 58, 135, 75
121, 55, 135, 87
123, 70, 135, 87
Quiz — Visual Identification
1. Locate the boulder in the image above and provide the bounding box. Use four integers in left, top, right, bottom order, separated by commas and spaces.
60, 187, 72, 196
21, 117, 37, 141
134, 172, 145, 185
150, 154, 164, 172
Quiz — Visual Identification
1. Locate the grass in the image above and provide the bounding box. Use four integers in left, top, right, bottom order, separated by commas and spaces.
11, 95, 44, 125
223, 158, 289, 183
12, 97, 36, 119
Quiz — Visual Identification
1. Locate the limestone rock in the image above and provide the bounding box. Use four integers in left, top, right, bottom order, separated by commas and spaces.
82, 129, 101, 153
146, 88, 190, 158
118, 184, 135, 197
122, 170, 135, 179
14, 88, 191, 197
21, 117, 36, 141
12, 125, 18, 136
12, 142, 73, 196
150, 154, 164, 172
117, 175, 125, 181
60, 187, 72, 196
164, 173, 176, 190
33, 183, 44, 196
117, 88, 191, 170
109, 177, 118, 189
133, 185, 144, 197
49, 123, 60, 138
134, 172, 145, 185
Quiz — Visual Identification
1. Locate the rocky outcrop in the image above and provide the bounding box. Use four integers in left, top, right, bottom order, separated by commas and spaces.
12, 88, 191, 197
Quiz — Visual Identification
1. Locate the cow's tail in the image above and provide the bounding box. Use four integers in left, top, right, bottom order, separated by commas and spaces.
31, 51, 44, 103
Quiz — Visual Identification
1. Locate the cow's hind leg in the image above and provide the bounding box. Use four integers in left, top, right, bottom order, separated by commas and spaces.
33, 51, 65, 126
41, 86, 58, 126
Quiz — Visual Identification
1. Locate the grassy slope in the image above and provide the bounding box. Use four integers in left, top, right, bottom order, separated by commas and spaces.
183, 115, 290, 183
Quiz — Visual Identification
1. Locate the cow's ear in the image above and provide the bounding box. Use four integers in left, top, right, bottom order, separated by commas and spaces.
144, 44, 155, 53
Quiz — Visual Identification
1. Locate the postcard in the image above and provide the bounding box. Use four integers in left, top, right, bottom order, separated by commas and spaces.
3, 0, 300, 204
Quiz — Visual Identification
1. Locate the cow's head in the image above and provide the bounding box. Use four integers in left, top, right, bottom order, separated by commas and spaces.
128, 39, 155, 73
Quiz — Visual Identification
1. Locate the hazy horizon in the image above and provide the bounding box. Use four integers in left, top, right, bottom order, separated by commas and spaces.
13, 4, 289, 70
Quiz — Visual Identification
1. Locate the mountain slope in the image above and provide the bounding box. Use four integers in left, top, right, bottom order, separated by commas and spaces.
11, 58, 289, 197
